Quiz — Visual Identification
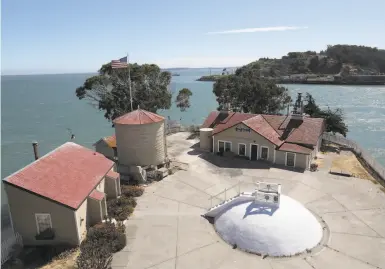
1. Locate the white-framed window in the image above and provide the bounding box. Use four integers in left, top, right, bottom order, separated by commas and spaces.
238, 143, 246, 156
260, 146, 269, 160
285, 152, 296, 167
35, 213, 52, 234
218, 140, 232, 153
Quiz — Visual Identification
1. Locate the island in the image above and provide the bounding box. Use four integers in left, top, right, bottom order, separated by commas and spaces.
197, 45, 385, 85
197, 75, 228, 81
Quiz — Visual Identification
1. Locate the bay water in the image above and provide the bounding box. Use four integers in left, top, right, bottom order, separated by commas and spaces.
1, 69, 385, 207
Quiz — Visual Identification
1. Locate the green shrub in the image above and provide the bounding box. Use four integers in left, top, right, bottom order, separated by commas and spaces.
121, 185, 144, 197
107, 197, 136, 221
77, 238, 112, 269
77, 222, 126, 269
87, 222, 126, 253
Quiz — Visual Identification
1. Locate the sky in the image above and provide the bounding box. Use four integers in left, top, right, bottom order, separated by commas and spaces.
2, 0, 385, 75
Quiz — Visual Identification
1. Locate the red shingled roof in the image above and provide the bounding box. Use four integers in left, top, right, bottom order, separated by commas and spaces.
262, 115, 325, 145
113, 109, 164, 125
89, 189, 105, 201
4, 142, 114, 209
243, 115, 283, 146
278, 143, 313, 154
202, 111, 255, 135
202, 111, 324, 147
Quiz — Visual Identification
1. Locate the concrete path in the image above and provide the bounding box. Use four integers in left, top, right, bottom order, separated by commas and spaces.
112, 133, 385, 269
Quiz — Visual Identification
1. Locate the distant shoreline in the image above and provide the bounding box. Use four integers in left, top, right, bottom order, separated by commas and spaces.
197, 75, 385, 85
278, 81, 385, 85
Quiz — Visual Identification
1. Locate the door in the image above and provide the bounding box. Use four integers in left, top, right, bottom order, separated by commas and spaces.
286, 152, 295, 167
218, 141, 225, 153
251, 144, 258, 160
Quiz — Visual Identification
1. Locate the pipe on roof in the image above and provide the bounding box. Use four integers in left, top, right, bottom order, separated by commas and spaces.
32, 141, 39, 160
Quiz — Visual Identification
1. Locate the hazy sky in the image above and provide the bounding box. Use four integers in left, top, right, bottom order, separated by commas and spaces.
2, 0, 385, 75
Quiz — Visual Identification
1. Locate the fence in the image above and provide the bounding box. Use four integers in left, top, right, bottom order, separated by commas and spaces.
165, 124, 200, 136
322, 133, 385, 183
1, 232, 23, 265
208, 178, 287, 209
209, 181, 242, 208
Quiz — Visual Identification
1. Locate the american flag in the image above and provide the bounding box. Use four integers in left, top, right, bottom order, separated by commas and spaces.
111, 56, 128, 69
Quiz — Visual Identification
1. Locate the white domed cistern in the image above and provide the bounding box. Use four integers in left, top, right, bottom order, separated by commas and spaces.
210, 182, 324, 257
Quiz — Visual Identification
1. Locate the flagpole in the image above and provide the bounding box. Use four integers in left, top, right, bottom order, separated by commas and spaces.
127, 53, 133, 111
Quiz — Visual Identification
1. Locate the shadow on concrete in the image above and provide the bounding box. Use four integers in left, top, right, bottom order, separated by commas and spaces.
197, 152, 306, 173
243, 203, 278, 218
186, 142, 207, 156
198, 152, 271, 170
271, 163, 306, 173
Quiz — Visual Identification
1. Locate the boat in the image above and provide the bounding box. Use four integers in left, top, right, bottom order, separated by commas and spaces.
172, 73, 180, 76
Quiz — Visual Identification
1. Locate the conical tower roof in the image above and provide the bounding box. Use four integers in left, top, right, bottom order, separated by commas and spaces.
113, 109, 164, 125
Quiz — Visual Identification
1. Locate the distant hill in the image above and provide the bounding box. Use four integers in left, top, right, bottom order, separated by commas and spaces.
236, 45, 385, 77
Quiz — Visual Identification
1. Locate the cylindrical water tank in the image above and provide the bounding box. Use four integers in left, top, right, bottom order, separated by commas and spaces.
113, 109, 166, 166
200, 128, 213, 151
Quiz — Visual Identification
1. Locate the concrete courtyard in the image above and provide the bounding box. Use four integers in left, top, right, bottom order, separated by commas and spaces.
112, 132, 385, 269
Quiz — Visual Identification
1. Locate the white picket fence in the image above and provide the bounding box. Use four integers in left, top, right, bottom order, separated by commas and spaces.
322, 133, 385, 183
1, 232, 23, 265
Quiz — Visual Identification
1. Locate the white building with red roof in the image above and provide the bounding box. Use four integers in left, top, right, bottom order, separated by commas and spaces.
93, 135, 117, 161
201, 98, 325, 170
2, 142, 121, 246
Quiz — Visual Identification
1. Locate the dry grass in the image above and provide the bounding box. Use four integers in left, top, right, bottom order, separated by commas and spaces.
40, 248, 79, 269
331, 153, 375, 181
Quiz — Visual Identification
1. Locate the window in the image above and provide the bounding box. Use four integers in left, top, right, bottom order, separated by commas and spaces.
238, 144, 246, 156
224, 142, 231, 152
35, 213, 52, 234
286, 152, 296, 167
218, 141, 231, 153
261, 147, 269, 160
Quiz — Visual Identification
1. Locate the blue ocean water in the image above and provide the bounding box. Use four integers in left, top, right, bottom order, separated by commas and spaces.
1, 69, 385, 205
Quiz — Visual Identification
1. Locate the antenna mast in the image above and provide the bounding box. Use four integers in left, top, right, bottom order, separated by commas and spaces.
127, 53, 133, 111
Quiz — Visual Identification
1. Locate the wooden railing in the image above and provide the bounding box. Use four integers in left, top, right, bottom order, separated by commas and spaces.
322, 133, 385, 184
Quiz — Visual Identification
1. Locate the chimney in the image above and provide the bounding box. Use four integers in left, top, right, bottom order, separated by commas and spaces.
32, 141, 39, 160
